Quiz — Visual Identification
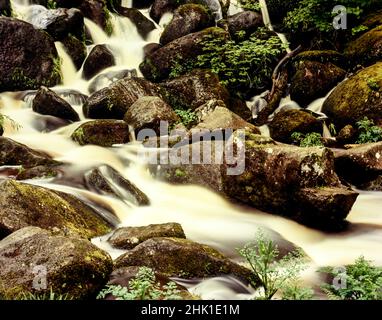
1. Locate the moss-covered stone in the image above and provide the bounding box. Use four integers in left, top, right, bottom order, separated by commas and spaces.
269, 110, 322, 143
71, 120, 130, 147
0, 180, 112, 239
322, 62, 382, 129
0, 227, 112, 299
114, 237, 253, 281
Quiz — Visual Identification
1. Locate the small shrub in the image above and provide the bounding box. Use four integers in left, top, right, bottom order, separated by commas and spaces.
175, 109, 198, 128
291, 132, 324, 147
281, 283, 314, 300
19, 289, 73, 300
356, 117, 382, 144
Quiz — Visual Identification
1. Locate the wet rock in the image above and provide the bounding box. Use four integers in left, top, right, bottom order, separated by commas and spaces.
28, 7, 84, 41
61, 35, 87, 70
160, 69, 230, 110
143, 43, 162, 58
0, 0, 12, 17
104, 266, 193, 300
0, 179, 112, 239
0, 137, 58, 168
32, 86, 80, 122
124, 96, 179, 136
71, 120, 130, 147
83, 44, 115, 80
79, 0, 111, 33
292, 50, 347, 69
108, 223, 185, 249
114, 237, 252, 281
333, 142, 382, 187
88, 69, 138, 93
118, 7, 156, 39
16, 165, 60, 180
85, 165, 150, 205
0, 227, 112, 299
140, 27, 229, 81
290, 60, 346, 106
345, 25, 382, 67
160, 4, 214, 45
83, 77, 163, 119
225, 11, 263, 39
268, 110, 322, 144
336, 125, 357, 145
322, 62, 382, 129
0, 17, 61, 92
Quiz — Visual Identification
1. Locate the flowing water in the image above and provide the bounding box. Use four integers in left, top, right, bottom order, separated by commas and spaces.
1, 0, 382, 300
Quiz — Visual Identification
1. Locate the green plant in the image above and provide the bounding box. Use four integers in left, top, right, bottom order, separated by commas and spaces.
19, 289, 73, 300
47, 0, 57, 9
175, 109, 198, 128
356, 117, 382, 144
351, 25, 368, 36
291, 132, 324, 147
97, 267, 182, 300
329, 123, 337, 136
238, 229, 309, 300
237, 0, 261, 11
320, 256, 382, 300
367, 78, 380, 91
281, 282, 314, 300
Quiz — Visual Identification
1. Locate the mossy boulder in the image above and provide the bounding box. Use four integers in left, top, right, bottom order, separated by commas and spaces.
108, 223, 186, 249
85, 165, 150, 205
0, 17, 62, 92
139, 27, 229, 82
114, 237, 252, 281
118, 7, 156, 39
0, 227, 112, 299
124, 96, 179, 136
71, 120, 130, 147
16, 165, 60, 180
292, 50, 346, 68
160, 4, 214, 45
224, 11, 263, 40
32, 86, 80, 122
0, 136, 59, 168
83, 44, 115, 80
345, 25, 382, 67
61, 35, 87, 70
83, 77, 163, 119
0, 0, 12, 17
322, 62, 382, 129
269, 110, 322, 144
290, 60, 346, 106
0, 179, 112, 239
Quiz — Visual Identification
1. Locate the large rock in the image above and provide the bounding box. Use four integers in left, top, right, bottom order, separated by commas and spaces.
84, 165, 150, 205
118, 7, 156, 39
108, 223, 186, 249
71, 120, 130, 147
83, 44, 115, 80
159, 4, 214, 45
225, 11, 263, 39
88, 69, 138, 93
0, 17, 61, 92
322, 62, 382, 129
0, 179, 112, 239
114, 237, 252, 281
61, 35, 87, 70
290, 60, 346, 106
159, 69, 230, 110
32, 86, 80, 122
28, 7, 84, 41
345, 25, 382, 67
0, 137, 58, 168
269, 109, 322, 144
123, 96, 180, 136
83, 77, 163, 119
140, 27, 229, 81
0, 227, 112, 299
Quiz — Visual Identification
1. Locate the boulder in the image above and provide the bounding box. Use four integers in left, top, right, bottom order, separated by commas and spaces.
0, 17, 61, 92
159, 4, 214, 45
16, 165, 60, 180
290, 60, 346, 106
345, 25, 382, 67
118, 7, 156, 39
84, 165, 150, 205
88, 69, 138, 93
225, 11, 263, 39
114, 237, 252, 281
32, 86, 80, 122
292, 50, 346, 69
61, 35, 87, 70
108, 223, 186, 249
322, 62, 382, 129
83, 44, 115, 80
0, 137, 59, 168
28, 7, 84, 41
83, 77, 163, 119
71, 120, 130, 147
0, 179, 112, 239
140, 27, 229, 81
124, 96, 179, 136
0, 227, 112, 299
79, 0, 111, 33
268, 110, 322, 144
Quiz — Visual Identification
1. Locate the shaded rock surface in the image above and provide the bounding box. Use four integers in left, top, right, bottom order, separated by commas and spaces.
108, 223, 186, 249
83, 44, 115, 80
61, 35, 87, 70
225, 11, 263, 39
0, 227, 112, 299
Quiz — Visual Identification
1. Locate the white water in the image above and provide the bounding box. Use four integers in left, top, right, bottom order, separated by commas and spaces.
1, 0, 382, 300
